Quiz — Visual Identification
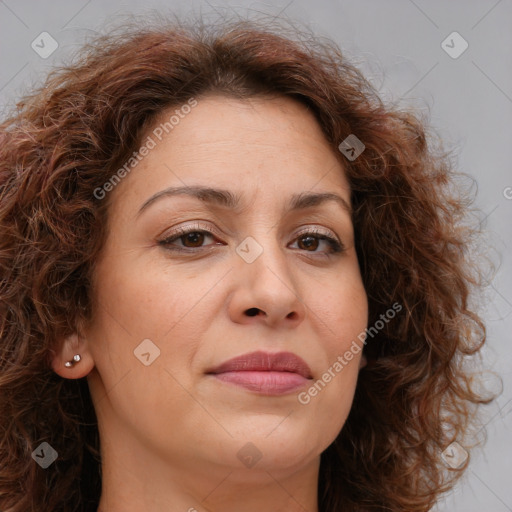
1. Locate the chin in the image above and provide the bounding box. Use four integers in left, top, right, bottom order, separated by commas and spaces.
212, 422, 329, 472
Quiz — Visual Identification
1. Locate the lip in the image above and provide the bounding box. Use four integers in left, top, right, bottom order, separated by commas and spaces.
206, 350, 313, 395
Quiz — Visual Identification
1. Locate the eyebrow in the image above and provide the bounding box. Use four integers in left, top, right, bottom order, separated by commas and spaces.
136, 185, 352, 217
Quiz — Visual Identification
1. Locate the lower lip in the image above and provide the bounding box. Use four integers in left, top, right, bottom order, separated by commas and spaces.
212, 371, 309, 395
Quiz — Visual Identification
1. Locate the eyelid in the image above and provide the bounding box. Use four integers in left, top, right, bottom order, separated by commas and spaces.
159, 222, 340, 243
158, 221, 220, 241
293, 225, 340, 241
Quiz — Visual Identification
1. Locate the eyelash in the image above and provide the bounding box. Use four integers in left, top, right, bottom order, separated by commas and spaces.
157, 222, 345, 256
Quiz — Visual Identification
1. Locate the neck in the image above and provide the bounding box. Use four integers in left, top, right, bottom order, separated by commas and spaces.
97, 451, 320, 512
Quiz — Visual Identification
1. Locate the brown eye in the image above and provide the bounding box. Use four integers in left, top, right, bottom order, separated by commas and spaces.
181, 231, 206, 248
159, 229, 218, 250
297, 235, 319, 251
290, 229, 344, 255
158, 224, 344, 256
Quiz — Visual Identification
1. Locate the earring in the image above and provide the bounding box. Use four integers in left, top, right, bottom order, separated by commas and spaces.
64, 354, 81, 368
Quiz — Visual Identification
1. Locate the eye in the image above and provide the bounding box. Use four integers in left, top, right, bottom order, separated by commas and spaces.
290, 228, 344, 255
158, 223, 222, 251
157, 224, 344, 255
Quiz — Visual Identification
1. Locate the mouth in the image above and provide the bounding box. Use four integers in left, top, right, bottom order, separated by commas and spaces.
205, 350, 313, 395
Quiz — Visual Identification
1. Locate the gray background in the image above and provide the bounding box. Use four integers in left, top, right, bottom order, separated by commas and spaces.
1, 1, 511, 510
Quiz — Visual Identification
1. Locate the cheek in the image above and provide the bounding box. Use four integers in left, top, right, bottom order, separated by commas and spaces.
92, 256, 211, 339
87, 259, 225, 389
295, 347, 362, 456
317, 270, 368, 350
85, 263, 211, 444
299, 273, 367, 433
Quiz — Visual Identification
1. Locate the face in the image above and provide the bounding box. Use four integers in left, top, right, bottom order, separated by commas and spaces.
74, 94, 368, 480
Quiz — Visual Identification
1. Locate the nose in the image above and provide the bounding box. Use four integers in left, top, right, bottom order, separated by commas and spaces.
227, 236, 307, 328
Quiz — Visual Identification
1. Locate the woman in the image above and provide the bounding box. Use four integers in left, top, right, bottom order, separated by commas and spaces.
0, 15, 491, 512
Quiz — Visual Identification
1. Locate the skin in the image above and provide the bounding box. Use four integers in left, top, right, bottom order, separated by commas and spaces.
52, 94, 368, 512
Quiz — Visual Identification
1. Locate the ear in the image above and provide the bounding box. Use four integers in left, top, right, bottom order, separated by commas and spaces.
50, 332, 95, 379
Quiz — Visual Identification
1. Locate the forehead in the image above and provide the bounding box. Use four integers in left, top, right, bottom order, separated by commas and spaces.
155, 93, 333, 152
108, 94, 350, 215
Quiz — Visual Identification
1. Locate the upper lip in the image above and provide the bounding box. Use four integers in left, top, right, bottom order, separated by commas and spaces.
206, 350, 313, 379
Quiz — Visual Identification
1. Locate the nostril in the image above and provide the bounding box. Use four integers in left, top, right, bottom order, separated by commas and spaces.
246, 308, 260, 317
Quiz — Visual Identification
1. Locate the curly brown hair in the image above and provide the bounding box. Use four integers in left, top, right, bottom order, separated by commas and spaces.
0, 14, 491, 512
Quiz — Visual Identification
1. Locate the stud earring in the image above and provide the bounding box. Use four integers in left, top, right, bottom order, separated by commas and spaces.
64, 354, 81, 368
